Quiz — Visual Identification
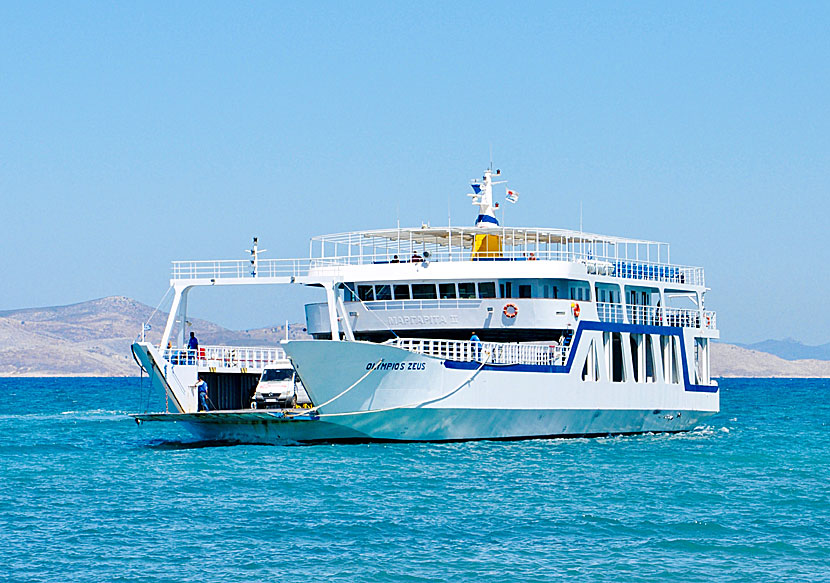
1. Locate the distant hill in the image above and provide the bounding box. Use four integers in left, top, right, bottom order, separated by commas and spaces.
711, 343, 830, 378
0, 296, 308, 377
733, 338, 830, 361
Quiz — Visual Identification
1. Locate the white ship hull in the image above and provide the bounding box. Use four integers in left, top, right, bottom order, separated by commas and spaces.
278, 338, 717, 441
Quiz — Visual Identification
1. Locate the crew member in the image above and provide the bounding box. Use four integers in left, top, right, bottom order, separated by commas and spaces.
188, 332, 199, 364
195, 377, 210, 412
470, 332, 481, 360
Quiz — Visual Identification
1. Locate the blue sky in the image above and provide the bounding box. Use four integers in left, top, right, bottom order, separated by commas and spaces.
1, 2, 828, 344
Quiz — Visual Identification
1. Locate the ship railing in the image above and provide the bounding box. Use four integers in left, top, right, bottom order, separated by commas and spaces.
365, 299, 482, 311
662, 307, 717, 330
596, 302, 626, 323
162, 345, 287, 368
309, 253, 704, 286
386, 338, 570, 366
171, 259, 310, 281
171, 254, 704, 287
596, 303, 716, 329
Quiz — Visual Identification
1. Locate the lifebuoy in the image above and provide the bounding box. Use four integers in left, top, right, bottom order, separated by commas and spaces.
572, 302, 580, 318
503, 303, 519, 318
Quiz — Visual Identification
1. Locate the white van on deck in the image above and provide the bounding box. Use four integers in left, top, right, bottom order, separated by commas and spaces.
251, 362, 312, 409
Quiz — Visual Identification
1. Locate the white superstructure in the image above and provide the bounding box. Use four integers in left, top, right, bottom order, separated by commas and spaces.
132, 167, 718, 443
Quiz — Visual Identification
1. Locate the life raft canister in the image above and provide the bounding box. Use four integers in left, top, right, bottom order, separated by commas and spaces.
571, 302, 580, 318
503, 303, 519, 318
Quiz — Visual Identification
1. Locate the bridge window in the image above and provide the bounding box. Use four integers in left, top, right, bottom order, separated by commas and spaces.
519, 284, 532, 298
393, 284, 410, 300
458, 282, 476, 299
357, 285, 374, 301
478, 282, 497, 298
439, 283, 457, 299
375, 285, 392, 300
412, 283, 437, 299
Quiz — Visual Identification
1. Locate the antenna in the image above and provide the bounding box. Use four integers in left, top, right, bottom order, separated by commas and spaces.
245, 236, 266, 277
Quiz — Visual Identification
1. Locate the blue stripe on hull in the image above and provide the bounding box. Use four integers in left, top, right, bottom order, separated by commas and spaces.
443, 321, 717, 393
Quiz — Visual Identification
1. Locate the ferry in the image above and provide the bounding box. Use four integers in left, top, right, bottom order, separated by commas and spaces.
132, 167, 718, 442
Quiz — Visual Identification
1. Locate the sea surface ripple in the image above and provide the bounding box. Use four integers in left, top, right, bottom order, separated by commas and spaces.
0, 378, 828, 582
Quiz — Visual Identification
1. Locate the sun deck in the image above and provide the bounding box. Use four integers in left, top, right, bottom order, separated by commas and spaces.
169, 225, 705, 286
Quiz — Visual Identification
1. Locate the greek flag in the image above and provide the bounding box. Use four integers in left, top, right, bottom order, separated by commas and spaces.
506, 189, 519, 203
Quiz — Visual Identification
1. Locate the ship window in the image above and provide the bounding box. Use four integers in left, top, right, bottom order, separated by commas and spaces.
393, 284, 410, 300
375, 285, 392, 301
439, 283, 457, 299
412, 283, 437, 299
543, 285, 549, 298
458, 282, 476, 299
519, 284, 532, 298
478, 282, 497, 299
357, 285, 375, 302
552, 286, 558, 299
571, 287, 589, 301
341, 283, 356, 302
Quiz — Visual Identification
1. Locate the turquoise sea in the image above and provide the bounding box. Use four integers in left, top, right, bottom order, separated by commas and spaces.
1, 378, 828, 582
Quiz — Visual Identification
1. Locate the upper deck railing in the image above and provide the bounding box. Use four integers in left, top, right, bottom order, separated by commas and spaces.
386, 338, 570, 366
163, 345, 287, 369
171, 253, 704, 286
596, 303, 717, 330
171, 259, 309, 281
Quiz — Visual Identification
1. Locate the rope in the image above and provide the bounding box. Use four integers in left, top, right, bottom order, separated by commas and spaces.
286, 358, 384, 417
318, 348, 492, 418
137, 286, 173, 342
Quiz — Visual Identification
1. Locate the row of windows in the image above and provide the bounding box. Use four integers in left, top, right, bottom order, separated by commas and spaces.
343, 281, 593, 302
345, 282, 498, 302
342, 281, 658, 304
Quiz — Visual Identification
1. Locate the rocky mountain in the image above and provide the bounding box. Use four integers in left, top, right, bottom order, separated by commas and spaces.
711, 342, 830, 378
733, 338, 830, 361
0, 296, 308, 377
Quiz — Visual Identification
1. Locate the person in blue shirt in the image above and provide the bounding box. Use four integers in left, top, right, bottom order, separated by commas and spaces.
195, 377, 210, 412
470, 332, 481, 360
187, 332, 198, 364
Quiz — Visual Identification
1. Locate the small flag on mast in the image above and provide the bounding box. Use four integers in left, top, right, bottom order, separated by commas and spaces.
506, 189, 519, 203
